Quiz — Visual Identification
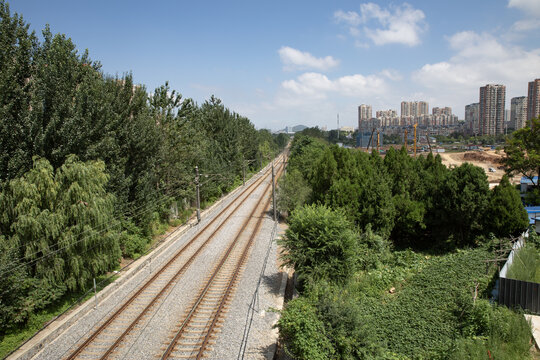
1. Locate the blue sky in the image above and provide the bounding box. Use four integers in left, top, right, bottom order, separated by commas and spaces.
8, 0, 540, 130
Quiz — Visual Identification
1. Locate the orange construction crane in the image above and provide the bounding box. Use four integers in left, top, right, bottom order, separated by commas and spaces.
376, 130, 380, 152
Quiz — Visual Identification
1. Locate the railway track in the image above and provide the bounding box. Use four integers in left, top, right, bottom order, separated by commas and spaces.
159, 160, 285, 360
63, 156, 285, 360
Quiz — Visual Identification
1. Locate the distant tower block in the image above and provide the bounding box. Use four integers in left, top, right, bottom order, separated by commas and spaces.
358, 104, 372, 132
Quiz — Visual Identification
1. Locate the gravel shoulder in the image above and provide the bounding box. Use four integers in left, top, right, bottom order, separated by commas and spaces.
208, 215, 288, 360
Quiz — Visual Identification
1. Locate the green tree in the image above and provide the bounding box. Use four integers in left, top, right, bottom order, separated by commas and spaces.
0, 1, 37, 181
503, 117, 540, 198
275, 133, 290, 150
277, 297, 334, 360
311, 147, 338, 203
276, 169, 311, 215
440, 163, 490, 246
280, 205, 357, 284
384, 147, 426, 245
286, 134, 327, 181
488, 175, 529, 237
0, 156, 120, 327
299, 126, 327, 139
419, 152, 450, 246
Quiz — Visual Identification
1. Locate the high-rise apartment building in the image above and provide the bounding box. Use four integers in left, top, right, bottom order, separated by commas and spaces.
432, 107, 451, 116
376, 109, 398, 127
479, 84, 506, 136
511, 96, 528, 130
527, 79, 540, 122
465, 103, 479, 135
432, 107, 455, 126
358, 104, 372, 131
416, 101, 429, 117
401, 101, 429, 125
400, 101, 411, 117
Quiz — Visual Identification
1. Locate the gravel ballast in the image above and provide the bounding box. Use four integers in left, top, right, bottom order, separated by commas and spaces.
13, 162, 287, 360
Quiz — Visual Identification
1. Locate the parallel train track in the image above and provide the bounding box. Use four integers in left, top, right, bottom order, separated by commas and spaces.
159, 159, 285, 359
63, 156, 285, 360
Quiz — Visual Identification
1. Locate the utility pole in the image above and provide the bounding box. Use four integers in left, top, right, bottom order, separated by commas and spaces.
271, 160, 276, 221
195, 166, 201, 223
93, 278, 97, 309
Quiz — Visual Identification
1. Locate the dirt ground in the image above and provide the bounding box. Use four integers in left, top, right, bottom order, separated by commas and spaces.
438, 150, 514, 185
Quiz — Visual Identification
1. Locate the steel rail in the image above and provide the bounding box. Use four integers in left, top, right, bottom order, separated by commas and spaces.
160, 158, 285, 359
65, 157, 282, 360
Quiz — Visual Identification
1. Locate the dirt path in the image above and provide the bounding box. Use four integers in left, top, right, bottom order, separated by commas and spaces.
438, 150, 513, 185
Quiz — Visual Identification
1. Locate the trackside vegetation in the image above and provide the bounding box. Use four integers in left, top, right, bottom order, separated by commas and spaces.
507, 232, 540, 283
277, 132, 534, 359
0, 1, 289, 349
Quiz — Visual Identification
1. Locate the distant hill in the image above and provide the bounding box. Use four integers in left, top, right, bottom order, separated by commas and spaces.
277, 125, 308, 133
292, 125, 307, 132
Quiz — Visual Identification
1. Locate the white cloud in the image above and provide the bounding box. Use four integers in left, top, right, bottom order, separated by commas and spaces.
278, 46, 339, 71
512, 19, 540, 31
349, 27, 361, 37
412, 30, 540, 114
354, 40, 370, 48
334, 10, 361, 26
282, 73, 334, 99
334, 3, 427, 47
281, 71, 387, 100
508, 0, 540, 17
447, 31, 508, 59
380, 69, 403, 81
508, 0, 540, 33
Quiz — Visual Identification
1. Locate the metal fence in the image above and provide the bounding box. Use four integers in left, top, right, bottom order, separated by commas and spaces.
498, 231, 540, 314
499, 277, 540, 314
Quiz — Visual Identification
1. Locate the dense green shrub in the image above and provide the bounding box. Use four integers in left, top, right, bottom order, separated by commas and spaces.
452, 302, 531, 360
355, 225, 392, 271
119, 221, 149, 259
284, 135, 527, 249
276, 169, 311, 215
280, 205, 358, 284
277, 297, 334, 360
488, 175, 529, 237
308, 282, 386, 359
278, 135, 536, 359
507, 244, 540, 283
279, 246, 534, 359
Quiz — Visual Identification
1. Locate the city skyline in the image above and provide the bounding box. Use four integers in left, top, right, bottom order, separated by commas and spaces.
357, 78, 538, 133
8, 0, 540, 130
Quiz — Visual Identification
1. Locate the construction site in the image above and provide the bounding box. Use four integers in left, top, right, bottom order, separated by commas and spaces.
358, 125, 510, 186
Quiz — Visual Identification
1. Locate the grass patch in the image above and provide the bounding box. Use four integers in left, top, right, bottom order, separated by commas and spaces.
0, 275, 117, 359
507, 244, 540, 283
